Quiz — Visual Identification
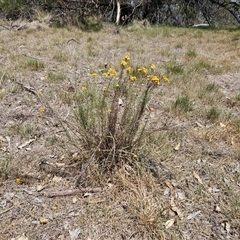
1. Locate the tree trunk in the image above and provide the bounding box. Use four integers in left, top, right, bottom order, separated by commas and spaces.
116, 0, 121, 25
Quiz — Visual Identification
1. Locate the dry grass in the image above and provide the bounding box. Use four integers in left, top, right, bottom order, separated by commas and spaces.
0, 20, 240, 239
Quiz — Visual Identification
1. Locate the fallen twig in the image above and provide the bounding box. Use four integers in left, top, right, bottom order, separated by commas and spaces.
0, 24, 11, 31
17, 138, 36, 150
0, 206, 14, 215
17, 23, 27, 31
45, 188, 103, 198
67, 38, 80, 44
15, 80, 36, 95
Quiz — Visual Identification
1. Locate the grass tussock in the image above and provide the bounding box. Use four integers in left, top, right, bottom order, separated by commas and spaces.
66, 57, 169, 182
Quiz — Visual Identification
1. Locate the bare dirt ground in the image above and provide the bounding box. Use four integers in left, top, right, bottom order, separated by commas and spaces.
0, 19, 240, 240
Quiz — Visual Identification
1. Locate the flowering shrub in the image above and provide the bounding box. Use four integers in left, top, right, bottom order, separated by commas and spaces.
73, 56, 168, 176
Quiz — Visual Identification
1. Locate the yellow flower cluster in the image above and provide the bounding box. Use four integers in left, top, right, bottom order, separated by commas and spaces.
121, 60, 127, 67
151, 75, 160, 85
108, 68, 118, 77
16, 177, 22, 184
147, 75, 160, 85
124, 55, 130, 61
126, 67, 131, 73
103, 68, 118, 77
121, 55, 130, 67
130, 75, 137, 81
90, 55, 168, 87
39, 107, 45, 114
81, 86, 87, 91
137, 67, 148, 75
162, 75, 169, 82
150, 63, 156, 70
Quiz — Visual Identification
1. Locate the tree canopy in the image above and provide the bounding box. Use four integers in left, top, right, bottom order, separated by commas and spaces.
0, 0, 239, 27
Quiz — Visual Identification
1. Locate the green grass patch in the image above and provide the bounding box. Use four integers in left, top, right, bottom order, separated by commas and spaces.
185, 49, 197, 58
206, 107, 221, 121
205, 82, 219, 92
174, 95, 193, 112
164, 61, 184, 74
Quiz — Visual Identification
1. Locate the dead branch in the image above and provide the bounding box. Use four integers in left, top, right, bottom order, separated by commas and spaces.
122, 0, 144, 25
45, 187, 103, 198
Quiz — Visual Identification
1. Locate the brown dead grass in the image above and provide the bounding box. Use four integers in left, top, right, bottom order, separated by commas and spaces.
0, 20, 240, 239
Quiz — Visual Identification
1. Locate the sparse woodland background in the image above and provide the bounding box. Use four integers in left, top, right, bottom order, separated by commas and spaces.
0, 0, 240, 28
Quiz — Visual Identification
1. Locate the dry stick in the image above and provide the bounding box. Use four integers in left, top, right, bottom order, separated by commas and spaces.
0, 24, 11, 31
10, 24, 19, 29
45, 188, 102, 198
67, 38, 80, 44
0, 206, 14, 216
17, 23, 27, 31
15, 80, 37, 95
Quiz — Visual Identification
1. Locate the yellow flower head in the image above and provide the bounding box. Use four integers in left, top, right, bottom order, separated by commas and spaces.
16, 177, 22, 185
39, 107, 45, 114
151, 76, 160, 85
102, 72, 108, 77
163, 75, 169, 82
121, 60, 127, 67
142, 67, 148, 74
102, 86, 107, 92
150, 64, 156, 70
115, 83, 120, 87
126, 67, 131, 74
52, 205, 58, 210
138, 67, 148, 74
91, 73, 97, 77
147, 75, 153, 80
124, 55, 130, 61
107, 68, 118, 77
130, 75, 137, 81
81, 86, 87, 91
